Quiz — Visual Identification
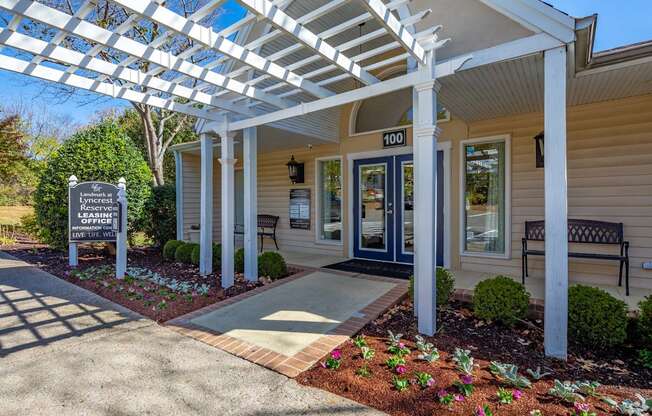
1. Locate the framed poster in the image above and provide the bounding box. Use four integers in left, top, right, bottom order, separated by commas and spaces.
69, 181, 120, 242
289, 189, 311, 230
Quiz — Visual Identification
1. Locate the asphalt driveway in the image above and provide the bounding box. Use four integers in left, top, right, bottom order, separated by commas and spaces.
0, 251, 383, 416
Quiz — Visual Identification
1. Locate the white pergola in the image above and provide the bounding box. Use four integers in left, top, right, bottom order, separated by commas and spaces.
0, 0, 575, 358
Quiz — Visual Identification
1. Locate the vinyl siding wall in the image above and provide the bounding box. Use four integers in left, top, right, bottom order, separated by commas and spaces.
180, 93, 652, 289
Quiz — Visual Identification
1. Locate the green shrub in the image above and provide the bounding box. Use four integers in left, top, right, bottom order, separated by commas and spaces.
163, 240, 184, 260
637, 295, 652, 346
175, 242, 197, 263
568, 285, 628, 349
258, 252, 287, 280
34, 120, 152, 248
19, 213, 42, 240
235, 248, 245, 273
191, 244, 201, 266
473, 276, 530, 326
408, 267, 456, 307
143, 185, 176, 248
212, 243, 222, 269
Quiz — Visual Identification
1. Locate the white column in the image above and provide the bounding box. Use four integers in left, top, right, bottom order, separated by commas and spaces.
220, 132, 237, 288
68, 175, 78, 268
199, 133, 214, 276
174, 150, 184, 241
115, 177, 127, 279
414, 51, 439, 336
544, 46, 569, 360
409, 57, 419, 317
243, 127, 258, 282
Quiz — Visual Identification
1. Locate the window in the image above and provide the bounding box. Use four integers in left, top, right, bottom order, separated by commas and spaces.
462, 139, 509, 256
317, 158, 342, 242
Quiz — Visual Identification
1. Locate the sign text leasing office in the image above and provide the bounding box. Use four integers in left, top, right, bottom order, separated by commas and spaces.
68, 181, 120, 242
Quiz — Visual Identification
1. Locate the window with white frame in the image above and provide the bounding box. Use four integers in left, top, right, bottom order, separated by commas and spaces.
317, 158, 342, 242
462, 139, 509, 256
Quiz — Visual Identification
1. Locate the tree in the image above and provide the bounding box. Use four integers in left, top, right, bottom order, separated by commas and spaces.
15, 0, 224, 185
0, 115, 27, 178
34, 120, 152, 248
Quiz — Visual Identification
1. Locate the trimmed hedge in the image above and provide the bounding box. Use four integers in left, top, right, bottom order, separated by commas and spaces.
185, 243, 222, 269
473, 276, 530, 326
568, 285, 628, 349
190, 244, 201, 266
235, 248, 245, 273
638, 295, 652, 346
163, 240, 184, 261
143, 185, 176, 248
258, 252, 287, 280
175, 242, 197, 263
408, 267, 456, 307
34, 120, 152, 249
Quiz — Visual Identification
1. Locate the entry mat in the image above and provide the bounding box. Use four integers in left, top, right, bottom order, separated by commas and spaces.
323, 259, 413, 280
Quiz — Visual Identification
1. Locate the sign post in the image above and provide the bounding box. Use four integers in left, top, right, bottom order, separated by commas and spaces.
116, 178, 127, 279
68, 175, 79, 267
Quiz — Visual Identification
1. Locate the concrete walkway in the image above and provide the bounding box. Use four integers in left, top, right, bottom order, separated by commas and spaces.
0, 252, 384, 416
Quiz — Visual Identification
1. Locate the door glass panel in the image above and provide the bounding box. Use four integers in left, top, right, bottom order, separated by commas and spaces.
402, 162, 414, 253
359, 164, 386, 250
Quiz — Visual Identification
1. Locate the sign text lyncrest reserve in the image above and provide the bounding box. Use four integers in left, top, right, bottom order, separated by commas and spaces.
69, 182, 120, 242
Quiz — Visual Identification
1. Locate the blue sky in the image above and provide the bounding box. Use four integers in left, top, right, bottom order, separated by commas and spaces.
1, 0, 651, 125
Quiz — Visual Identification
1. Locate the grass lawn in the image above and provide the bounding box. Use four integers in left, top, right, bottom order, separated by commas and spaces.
0, 206, 33, 226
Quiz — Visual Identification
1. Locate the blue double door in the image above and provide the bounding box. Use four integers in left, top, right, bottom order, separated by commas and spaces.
353, 152, 444, 265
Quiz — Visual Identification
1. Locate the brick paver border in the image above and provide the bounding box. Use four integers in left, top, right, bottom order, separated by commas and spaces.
166, 266, 408, 378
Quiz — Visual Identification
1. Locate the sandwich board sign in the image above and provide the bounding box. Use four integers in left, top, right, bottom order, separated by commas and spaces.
68, 176, 128, 279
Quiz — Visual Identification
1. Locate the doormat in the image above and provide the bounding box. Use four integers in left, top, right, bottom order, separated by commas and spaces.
323, 259, 413, 280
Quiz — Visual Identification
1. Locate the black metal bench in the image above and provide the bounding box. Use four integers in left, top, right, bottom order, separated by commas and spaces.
235, 214, 280, 252
522, 219, 630, 295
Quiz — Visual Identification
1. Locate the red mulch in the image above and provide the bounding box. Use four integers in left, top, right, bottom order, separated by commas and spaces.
2, 234, 302, 323
297, 301, 652, 416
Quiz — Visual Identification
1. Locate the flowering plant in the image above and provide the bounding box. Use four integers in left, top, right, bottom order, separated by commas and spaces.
352, 335, 368, 348
322, 349, 342, 370
388, 342, 411, 357
529, 410, 543, 416
474, 404, 494, 416
360, 346, 375, 361
452, 348, 475, 375
392, 376, 410, 392
497, 387, 521, 404
386, 355, 406, 370
438, 389, 463, 407
387, 330, 403, 347
355, 365, 371, 378
415, 335, 439, 363
571, 402, 597, 416
414, 371, 434, 389
453, 374, 475, 397
395, 364, 407, 375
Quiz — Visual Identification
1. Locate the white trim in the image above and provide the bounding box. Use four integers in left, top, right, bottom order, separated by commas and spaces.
458, 134, 512, 260
346, 142, 452, 269
174, 150, 184, 241
314, 155, 344, 246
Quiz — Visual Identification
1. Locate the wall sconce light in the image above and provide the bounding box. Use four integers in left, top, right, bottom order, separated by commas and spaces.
286, 155, 305, 184
534, 131, 544, 168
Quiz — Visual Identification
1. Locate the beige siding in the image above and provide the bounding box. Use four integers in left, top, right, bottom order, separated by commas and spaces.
181, 153, 221, 241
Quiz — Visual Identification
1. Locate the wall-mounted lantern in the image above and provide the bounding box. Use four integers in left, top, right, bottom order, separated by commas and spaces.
286, 155, 305, 184
534, 131, 545, 168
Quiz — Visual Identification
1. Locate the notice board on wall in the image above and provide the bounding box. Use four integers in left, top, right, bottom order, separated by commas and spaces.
289, 189, 311, 230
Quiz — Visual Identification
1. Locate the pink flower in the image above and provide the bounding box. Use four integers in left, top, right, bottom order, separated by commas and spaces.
460, 374, 473, 385
320, 362, 327, 369
399, 342, 406, 349
475, 406, 487, 416
426, 378, 435, 387
330, 349, 341, 360
395, 364, 407, 375
574, 403, 590, 412
437, 389, 448, 398
454, 394, 465, 402
513, 390, 523, 400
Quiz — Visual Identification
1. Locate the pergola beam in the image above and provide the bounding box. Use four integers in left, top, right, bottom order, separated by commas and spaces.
0, 53, 219, 120
0, 28, 254, 115
236, 0, 379, 86
358, 0, 427, 63
108, 0, 334, 99
0, 0, 289, 109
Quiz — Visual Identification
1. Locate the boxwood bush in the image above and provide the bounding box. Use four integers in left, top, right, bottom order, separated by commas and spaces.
638, 295, 652, 346
188, 243, 222, 269
473, 276, 530, 326
163, 240, 184, 261
143, 185, 176, 248
568, 285, 628, 348
235, 248, 245, 273
34, 120, 152, 249
408, 267, 456, 307
190, 244, 201, 266
175, 242, 197, 263
258, 252, 287, 280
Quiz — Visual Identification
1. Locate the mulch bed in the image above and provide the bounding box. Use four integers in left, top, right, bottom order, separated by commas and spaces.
297, 301, 652, 416
2, 234, 302, 323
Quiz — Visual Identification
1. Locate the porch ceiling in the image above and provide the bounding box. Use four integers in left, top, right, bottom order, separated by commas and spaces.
439, 53, 652, 122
